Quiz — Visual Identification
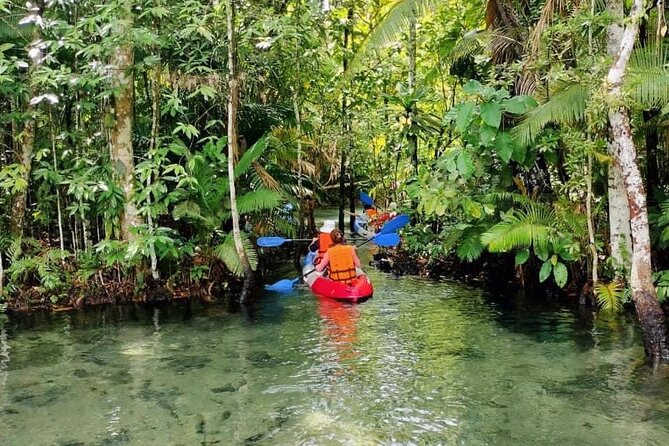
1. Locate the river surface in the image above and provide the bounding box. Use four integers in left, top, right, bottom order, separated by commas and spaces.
2, 246, 669, 445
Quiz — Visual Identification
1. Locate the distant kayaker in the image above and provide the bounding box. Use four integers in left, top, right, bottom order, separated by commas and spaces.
315, 229, 361, 284
309, 219, 336, 264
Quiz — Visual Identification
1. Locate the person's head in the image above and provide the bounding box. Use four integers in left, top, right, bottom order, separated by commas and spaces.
330, 228, 345, 245
319, 220, 336, 234
363, 204, 373, 210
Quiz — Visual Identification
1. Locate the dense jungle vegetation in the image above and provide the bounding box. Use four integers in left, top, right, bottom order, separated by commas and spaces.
2, 0, 669, 362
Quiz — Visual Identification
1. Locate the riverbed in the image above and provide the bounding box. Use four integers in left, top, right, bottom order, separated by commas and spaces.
2, 248, 669, 446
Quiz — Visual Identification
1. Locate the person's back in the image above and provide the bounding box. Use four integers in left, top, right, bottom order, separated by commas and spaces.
316, 229, 360, 284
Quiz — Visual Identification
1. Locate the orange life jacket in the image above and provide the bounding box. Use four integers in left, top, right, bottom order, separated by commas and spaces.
314, 232, 334, 265
327, 244, 357, 283
365, 208, 378, 219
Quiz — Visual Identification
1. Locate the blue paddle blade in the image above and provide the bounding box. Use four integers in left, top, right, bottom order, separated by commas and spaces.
257, 236, 288, 248
265, 277, 300, 292
359, 191, 374, 207
372, 233, 400, 247
380, 214, 409, 234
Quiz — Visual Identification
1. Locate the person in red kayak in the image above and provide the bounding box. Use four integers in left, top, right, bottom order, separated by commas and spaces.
315, 228, 361, 284
309, 219, 336, 264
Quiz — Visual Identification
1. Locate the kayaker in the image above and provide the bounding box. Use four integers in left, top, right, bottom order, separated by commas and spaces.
309, 219, 336, 264
315, 229, 361, 284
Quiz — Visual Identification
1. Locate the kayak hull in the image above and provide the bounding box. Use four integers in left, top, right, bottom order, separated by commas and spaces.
353, 216, 375, 238
302, 251, 373, 303
310, 275, 374, 303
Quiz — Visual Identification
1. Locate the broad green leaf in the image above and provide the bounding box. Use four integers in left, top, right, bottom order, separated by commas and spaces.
463, 80, 483, 95
455, 102, 476, 132
456, 151, 474, 178
539, 261, 552, 282
480, 125, 497, 146
503, 96, 534, 114
494, 133, 514, 163
480, 102, 502, 128
515, 250, 530, 265
553, 262, 568, 287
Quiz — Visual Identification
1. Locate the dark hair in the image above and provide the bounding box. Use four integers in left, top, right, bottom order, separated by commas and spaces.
330, 228, 345, 245
363, 204, 373, 210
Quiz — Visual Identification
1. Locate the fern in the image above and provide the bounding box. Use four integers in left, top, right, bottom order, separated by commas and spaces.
594, 281, 624, 312
627, 44, 669, 110
457, 230, 484, 262
235, 189, 283, 215
214, 233, 258, 277
481, 204, 558, 253
511, 82, 589, 148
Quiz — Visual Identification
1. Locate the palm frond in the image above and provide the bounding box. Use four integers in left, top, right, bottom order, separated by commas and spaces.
234, 136, 269, 179
450, 29, 487, 64
457, 229, 485, 262
594, 281, 624, 312
627, 44, 669, 110
347, 0, 437, 76
235, 189, 283, 215
481, 204, 558, 252
214, 233, 258, 277
511, 82, 589, 148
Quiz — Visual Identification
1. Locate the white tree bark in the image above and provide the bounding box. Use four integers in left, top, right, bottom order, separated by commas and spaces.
606, 0, 669, 364
606, 0, 632, 272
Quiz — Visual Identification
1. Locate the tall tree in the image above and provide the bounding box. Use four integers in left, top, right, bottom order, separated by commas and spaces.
10, 1, 42, 237
227, 0, 254, 302
605, 0, 669, 363
109, 0, 140, 241
606, 0, 632, 274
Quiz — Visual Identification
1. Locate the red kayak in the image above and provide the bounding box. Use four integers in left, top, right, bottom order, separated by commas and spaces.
310, 274, 374, 303
302, 252, 373, 303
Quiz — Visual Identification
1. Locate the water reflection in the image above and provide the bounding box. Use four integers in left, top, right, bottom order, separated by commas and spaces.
317, 298, 360, 358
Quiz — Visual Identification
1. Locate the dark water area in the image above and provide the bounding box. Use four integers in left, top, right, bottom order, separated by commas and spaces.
1, 232, 669, 444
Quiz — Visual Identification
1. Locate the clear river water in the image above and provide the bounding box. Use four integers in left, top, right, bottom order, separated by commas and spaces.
2, 246, 669, 445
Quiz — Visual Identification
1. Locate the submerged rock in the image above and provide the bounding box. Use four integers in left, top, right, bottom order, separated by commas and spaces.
73, 368, 90, 378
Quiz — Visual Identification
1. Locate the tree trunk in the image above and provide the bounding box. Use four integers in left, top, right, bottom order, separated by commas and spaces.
408, 13, 418, 173
227, 0, 253, 303
606, 0, 632, 274
110, 0, 140, 241
339, 6, 353, 232
605, 0, 669, 364
11, 113, 35, 238
10, 5, 43, 238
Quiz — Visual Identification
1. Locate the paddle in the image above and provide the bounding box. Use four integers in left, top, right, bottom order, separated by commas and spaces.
359, 191, 375, 207
257, 237, 313, 248
264, 231, 402, 292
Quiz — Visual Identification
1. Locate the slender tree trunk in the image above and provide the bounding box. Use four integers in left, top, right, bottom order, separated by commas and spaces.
339, 6, 353, 232
586, 153, 598, 287
606, 0, 632, 273
147, 64, 162, 280
50, 113, 65, 252
605, 0, 669, 364
110, 0, 140, 241
408, 13, 418, 173
227, 0, 253, 303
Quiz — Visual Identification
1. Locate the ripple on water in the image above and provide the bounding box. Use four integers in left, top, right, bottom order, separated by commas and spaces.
2, 272, 669, 445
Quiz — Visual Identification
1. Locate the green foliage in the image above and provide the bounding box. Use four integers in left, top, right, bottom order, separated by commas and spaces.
594, 281, 624, 312
213, 234, 258, 278
653, 271, 669, 303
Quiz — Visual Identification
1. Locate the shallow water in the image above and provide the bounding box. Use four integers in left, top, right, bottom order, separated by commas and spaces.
1, 257, 669, 445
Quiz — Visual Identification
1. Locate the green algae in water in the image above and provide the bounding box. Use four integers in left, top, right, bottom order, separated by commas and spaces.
1, 271, 669, 445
